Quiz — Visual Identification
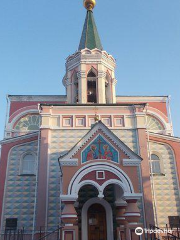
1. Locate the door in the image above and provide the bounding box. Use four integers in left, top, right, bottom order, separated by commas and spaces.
88, 204, 107, 240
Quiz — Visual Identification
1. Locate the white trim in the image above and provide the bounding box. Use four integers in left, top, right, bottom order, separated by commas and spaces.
6, 109, 39, 131
124, 213, 141, 216
123, 193, 142, 200
61, 214, 77, 218
68, 162, 135, 197
62, 230, 75, 240
149, 132, 180, 143
61, 195, 78, 202
61, 159, 78, 166
0, 132, 38, 145
146, 109, 169, 131
116, 96, 168, 103
123, 159, 141, 166
8, 95, 66, 102
81, 198, 114, 240
96, 171, 105, 180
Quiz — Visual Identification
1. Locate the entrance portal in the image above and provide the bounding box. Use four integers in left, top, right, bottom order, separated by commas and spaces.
88, 204, 107, 240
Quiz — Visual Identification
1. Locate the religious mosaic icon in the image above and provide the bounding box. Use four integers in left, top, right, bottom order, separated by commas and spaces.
82, 135, 118, 163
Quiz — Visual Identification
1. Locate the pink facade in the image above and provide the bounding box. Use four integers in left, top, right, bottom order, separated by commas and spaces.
0, 2, 180, 240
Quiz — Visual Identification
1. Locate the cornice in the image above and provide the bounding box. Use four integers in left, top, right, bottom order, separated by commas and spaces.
0, 132, 39, 145
123, 159, 142, 166
60, 159, 78, 167
116, 96, 168, 103
149, 132, 180, 143
8, 95, 67, 102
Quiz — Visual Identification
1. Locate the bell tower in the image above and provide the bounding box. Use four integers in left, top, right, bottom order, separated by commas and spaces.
63, 0, 117, 104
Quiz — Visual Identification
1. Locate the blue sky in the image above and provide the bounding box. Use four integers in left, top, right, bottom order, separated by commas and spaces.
0, 0, 180, 140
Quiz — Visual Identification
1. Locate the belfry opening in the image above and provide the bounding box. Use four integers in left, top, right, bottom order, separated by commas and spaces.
87, 70, 97, 103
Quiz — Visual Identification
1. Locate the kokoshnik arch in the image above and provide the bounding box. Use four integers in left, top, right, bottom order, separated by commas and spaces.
0, 0, 180, 240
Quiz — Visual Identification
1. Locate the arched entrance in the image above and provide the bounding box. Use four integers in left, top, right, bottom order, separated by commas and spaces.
88, 204, 107, 240
81, 197, 114, 240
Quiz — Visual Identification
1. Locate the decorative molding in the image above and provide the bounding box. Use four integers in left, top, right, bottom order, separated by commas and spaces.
123, 193, 142, 200
68, 162, 135, 196
112, 78, 117, 85
149, 132, 180, 143
96, 171, 105, 180
61, 195, 78, 202
7, 109, 39, 131
61, 214, 77, 218
77, 71, 86, 79
98, 71, 106, 78
60, 159, 78, 167
64, 78, 72, 86
123, 159, 141, 166
8, 95, 67, 102
116, 96, 168, 103
59, 121, 141, 160
123, 213, 141, 217
0, 132, 39, 145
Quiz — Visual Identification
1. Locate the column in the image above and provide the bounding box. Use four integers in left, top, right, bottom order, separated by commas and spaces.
77, 66, 87, 103
61, 199, 78, 240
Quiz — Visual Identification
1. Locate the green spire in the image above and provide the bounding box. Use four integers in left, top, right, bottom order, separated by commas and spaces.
78, 10, 103, 51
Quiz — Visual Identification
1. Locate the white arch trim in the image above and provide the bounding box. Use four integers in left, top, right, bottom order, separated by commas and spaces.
76, 179, 127, 199
82, 197, 114, 240
7, 108, 39, 130
146, 108, 169, 130
68, 162, 134, 196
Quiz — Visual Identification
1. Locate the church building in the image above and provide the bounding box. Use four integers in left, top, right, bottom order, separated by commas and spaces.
0, 1, 180, 240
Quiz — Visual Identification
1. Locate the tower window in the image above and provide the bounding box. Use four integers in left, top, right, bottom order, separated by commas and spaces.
87, 70, 97, 103
21, 154, 36, 175
151, 154, 161, 174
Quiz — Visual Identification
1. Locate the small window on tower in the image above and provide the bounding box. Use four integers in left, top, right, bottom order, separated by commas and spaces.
87, 70, 97, 103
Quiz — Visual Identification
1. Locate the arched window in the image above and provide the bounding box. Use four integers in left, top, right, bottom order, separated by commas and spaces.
147, 115, 164, 131
72, 72, 78, 103
21, 154, 36, 175
151, 154, 161, 174
87, 70, 97, 103
105, 73, 111, 104
15, 115, 40, 132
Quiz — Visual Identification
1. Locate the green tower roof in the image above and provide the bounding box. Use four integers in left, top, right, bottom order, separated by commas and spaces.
78, 10, 103, 51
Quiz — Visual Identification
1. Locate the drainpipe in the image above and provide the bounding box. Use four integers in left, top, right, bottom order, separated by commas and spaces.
32, 105, 42, 240
32, 130, 41, 240
58, 157, 63, 226
145, 106, 158, 227
133, 105, 147, 230
167, 95, 174, 136
4, 95, 10, 139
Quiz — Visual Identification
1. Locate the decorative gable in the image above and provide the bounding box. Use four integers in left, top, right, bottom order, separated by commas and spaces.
82, 134, 119, 163
59, 121, 142, 165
